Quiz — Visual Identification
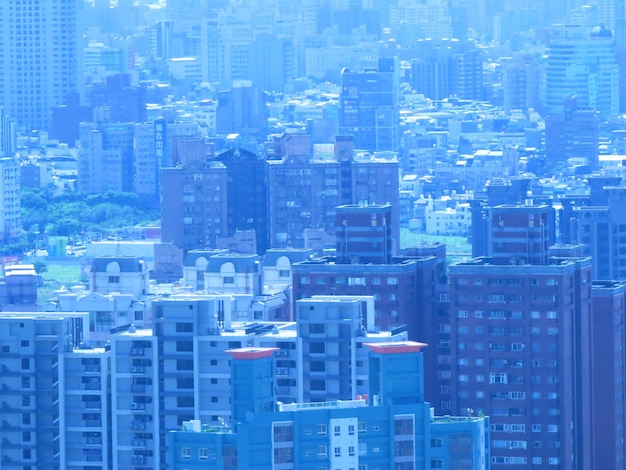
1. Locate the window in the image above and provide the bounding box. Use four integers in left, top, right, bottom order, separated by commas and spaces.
348, 425, 355, 435
108, 276, 120, 283
358, 422, 367, 433
348, 277, 366, 286
548, 425, 558, 433
317, 424, 327, 436
199, 448, 208, 460
317, 445, 327, 457
490, 373, 507, 384
334, 447, 341, 457
300, 276, 310, 285
431, 438, 443, 447
279, 270, 290, 278
387, 277, 398, 285
348, 446, 355, 456
223, 276, 235, 284
334, 425, 341, 436
181, 447, 191, 459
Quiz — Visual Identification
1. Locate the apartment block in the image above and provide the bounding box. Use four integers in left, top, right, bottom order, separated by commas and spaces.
449, 256, 592, 468
0, 312, 106, 469
110, 294, 408, 469
167, 342, 490, 470
267, 133, 399, 250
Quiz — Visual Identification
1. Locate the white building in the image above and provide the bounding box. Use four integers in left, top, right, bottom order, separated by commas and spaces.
0, 0, 84, 131
423, 196, 472, 236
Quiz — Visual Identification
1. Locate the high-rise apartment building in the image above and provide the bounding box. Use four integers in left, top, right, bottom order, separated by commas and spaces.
339, 57, 400, 152
410, 39, 484, 102
0, 0, 84, 131
0, 312, 109, 469
0, 157, 21, 244
545, 95, 599, 169
78, 122, 136, 194
544, 24, 619, 117
216, 148, 270, 254
267, 134, 400, 250
449, 255, 592, 469
560, 175, 626, 280
167, 341, 490, 470
448, 202, 594, 469
160, 160, 228, 252
110, 294, 407, 469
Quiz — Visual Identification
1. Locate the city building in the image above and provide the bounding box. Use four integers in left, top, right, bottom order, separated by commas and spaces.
0, 157, 21, 244
167, 341, 490, 470
160, 142, 228, 252
561, 175, 626, 280
339, 57, 401, 152
590, 280, 626, 469
0, 312, 108, 469
215, 81, 267, 136
77, 121, 136, 194
544, 24, 619, 117
0, 0, 84, 131
410, 39, 484, 102
216, 147, 270, 254
110, 294, 408, 469
0, 264, 38, 310
545, 95, 599, 170
335, 204, 395, 265
448, 254, 592, 469
267, 133, 400, 250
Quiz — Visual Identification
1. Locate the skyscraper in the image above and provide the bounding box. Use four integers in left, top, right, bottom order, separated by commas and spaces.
0, 0, 84, 131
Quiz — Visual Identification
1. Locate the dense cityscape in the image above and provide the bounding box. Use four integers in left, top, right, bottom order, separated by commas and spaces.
3, 0, 626, 469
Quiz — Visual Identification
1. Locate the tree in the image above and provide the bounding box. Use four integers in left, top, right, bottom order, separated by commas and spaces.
32, 259, 48, 286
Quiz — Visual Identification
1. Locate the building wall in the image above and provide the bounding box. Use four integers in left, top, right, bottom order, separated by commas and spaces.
449, 258, 593, 469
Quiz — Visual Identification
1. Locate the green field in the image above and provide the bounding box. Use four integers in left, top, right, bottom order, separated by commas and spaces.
24, 259, 85, 304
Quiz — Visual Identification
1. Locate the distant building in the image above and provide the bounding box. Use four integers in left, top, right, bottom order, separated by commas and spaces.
544, 24, 619, 117
216, 147, 270, 254
0, 157, 21, 244
410, 39, 484, 101
216, 82, 267, 136
160, 154, 228, 252
335, 204, 395, 265
561, 175, 626, 280
545, 95, 599, 169
78, 121, 135, 194
167, 341, 490, 470
339, 57, 401, 152
0, 0, 84, 131
0, 264, 38, 308
267, 134, 400, 250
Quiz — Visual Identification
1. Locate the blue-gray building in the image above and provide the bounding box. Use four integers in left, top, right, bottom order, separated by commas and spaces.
167, 342, 490, 469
